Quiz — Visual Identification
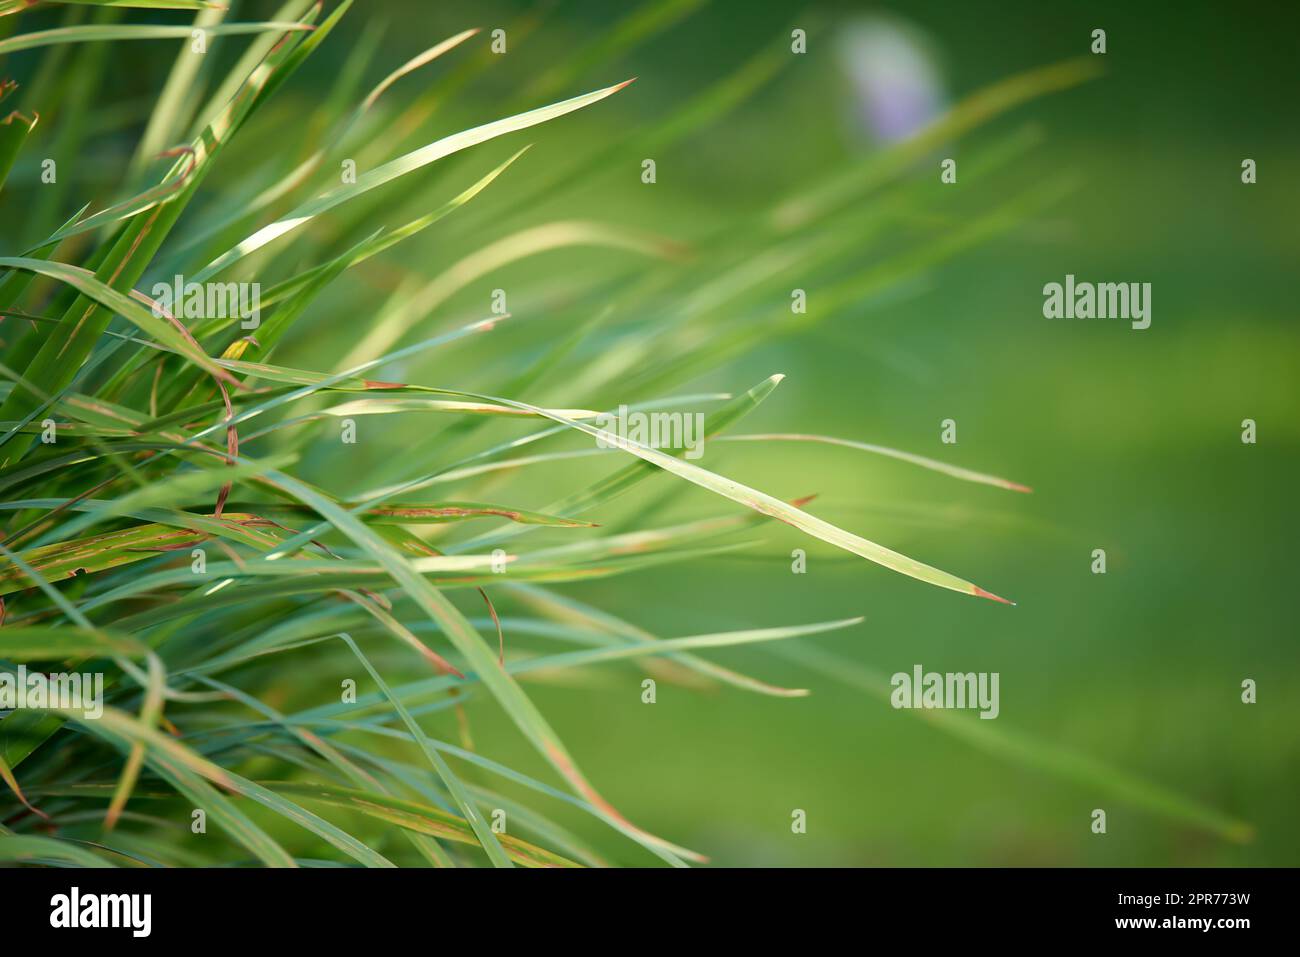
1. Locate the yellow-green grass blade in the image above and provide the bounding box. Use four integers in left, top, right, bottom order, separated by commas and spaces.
30, 453, 295, 546
290, 620, 862, 707
193, 78, 636, 281
0, 750, 45, 819
168, 318, 501, 452
186, 0, 317, 135
0, 1, 335, 468
334, 633, 512, 867
269, 392, 732, 554
61, 708, 297, 867
253, 466, 706, 863
392, 383, 1016, 604
0, 259, 231, 386
507, 582, 811, 698
126, 3, 228, 180
0, 624, 157, 830
456, 373, 786, 554
340, 219, 680, 367
63, 705, 395, 867
221, 500, 596, 528
163, 27, 482, 271
253, 146, 529, 313
0, 21, 314, 56
192, 675, 455, 867
104, 649, 165, 830
278, 717, 690, 867
266, 781, 578, 868
716, 433, 1033, 493
4, 2, 223, 11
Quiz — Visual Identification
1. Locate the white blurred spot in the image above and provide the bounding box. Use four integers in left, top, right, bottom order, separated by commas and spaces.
837, 15, 947, 143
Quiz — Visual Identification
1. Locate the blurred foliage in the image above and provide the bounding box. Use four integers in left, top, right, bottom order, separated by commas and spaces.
0, 0, 1294, 866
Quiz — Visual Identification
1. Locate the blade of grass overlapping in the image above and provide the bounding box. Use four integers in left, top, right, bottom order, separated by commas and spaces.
506, 582, 810, 698
266, 704, 693, 866
192, 78, 636, 282
191, 675, 455, 867
163, 27, 482, 270
65, 705, 396, 866
340, 220, 680, 367
126, 3, 227, 181
243, 466, 707, 863
356, 382, 1016, 603
333, 632, 512, 867
261, 391, 734, 557
455, 373, 785, 555
0, 257, 234, 381
265, 781, 577, 868
0, 4, 1137, 871
0, 1, 334, 466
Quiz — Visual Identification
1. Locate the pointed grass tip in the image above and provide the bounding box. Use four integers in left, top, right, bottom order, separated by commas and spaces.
974, 586, 1015, 606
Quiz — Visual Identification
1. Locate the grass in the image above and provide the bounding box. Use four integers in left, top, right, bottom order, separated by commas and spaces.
0, 0, 1250, 867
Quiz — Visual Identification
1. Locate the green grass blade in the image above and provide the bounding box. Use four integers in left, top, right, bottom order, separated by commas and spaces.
0, 109, 37, 193
193, 78, 636, 281
0, 21, 314, 56
716, 433, 1033, 493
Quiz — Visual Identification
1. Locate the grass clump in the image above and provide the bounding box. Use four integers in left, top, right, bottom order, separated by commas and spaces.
0, 1, 1247, 867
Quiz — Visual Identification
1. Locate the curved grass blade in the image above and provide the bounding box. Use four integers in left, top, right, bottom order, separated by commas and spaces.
65, 705, 394, 867
164, 27, 483, 270
1, 2, 222, 11
0, 21, 314, 56
340, 220, 682, 366
251, 467, 706, 863
0, 835, 118, 867
266, 781, 577, 868
334, 633, 511, 867
716, 433, 1032, 493
126, 3, 227, 181
0, 257, 232, 383
193, 78, 636, 281
506, 582, 810, 698
396, 383, 1017, 603
192, 675, 455, 867
0, 0, 334, 467
455, 373, 785, 554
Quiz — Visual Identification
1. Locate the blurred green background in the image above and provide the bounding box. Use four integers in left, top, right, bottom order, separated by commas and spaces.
4, 0, 1296, 865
